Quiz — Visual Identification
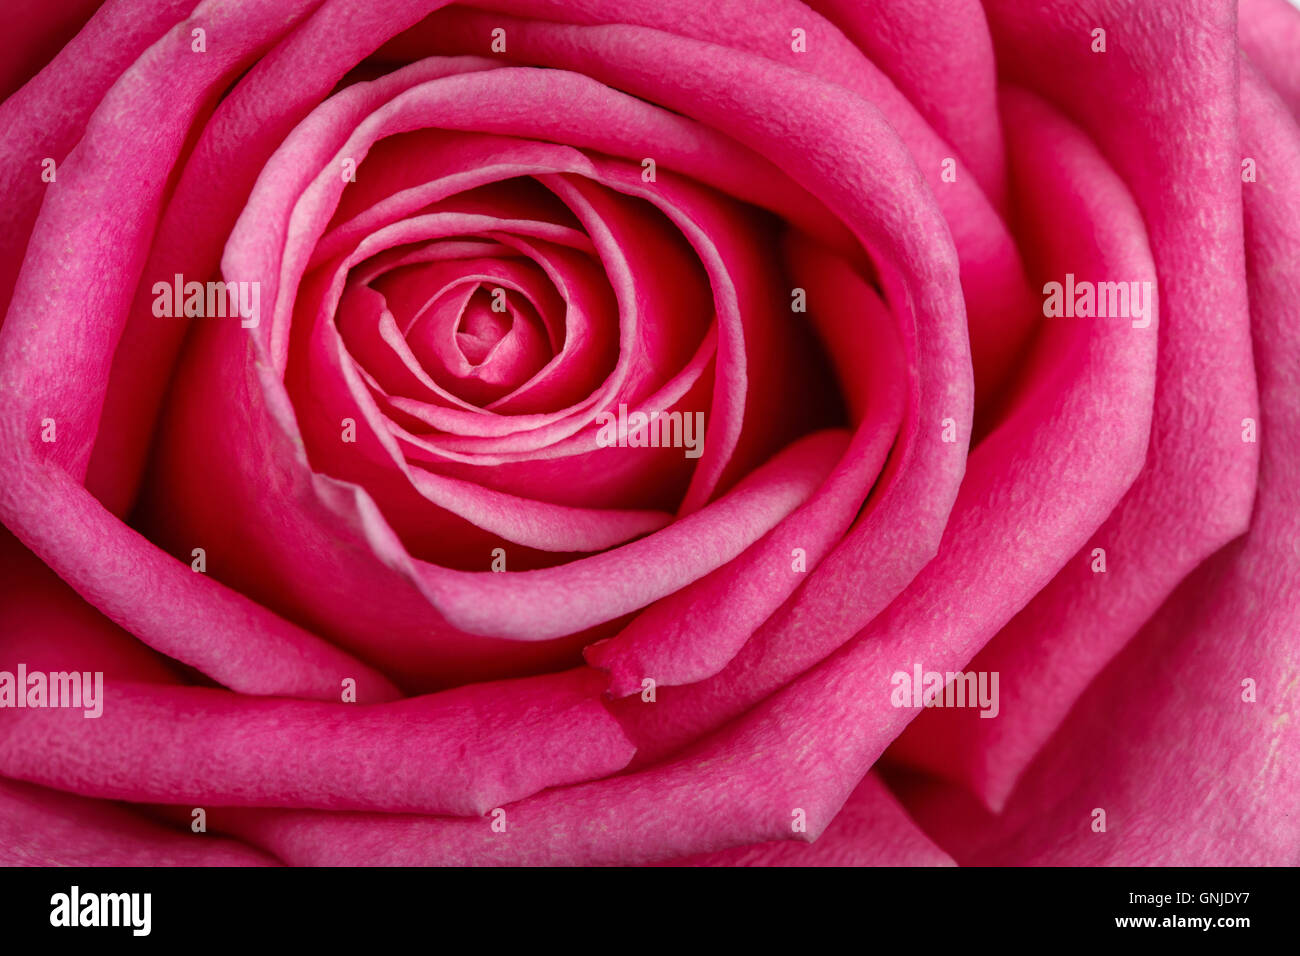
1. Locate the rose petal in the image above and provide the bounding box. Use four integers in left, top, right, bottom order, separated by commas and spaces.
902, 65, 1300, 865
892, 0, 1258, 809
0, 0, 195, 318
0, 669, 634, 816
0, 778, 278, 866
587, 240, 906, 694
415, 4, 1035, 419
658, 773, 953, 867
84, 1, 479, 514
1240, 0, 1300, 116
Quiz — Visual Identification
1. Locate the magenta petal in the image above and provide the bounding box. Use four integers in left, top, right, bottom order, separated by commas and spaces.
0, 778, 279, 867
0, 0, 401, 701
893, 1, 1258, 809
1240, 0, 1300, 115
587, 244, 907, 695
0, 531, 181, 685
903, 60, 1300, 868
0, 0, 195, 319
86, 3, 474, 514
1, 468, 399, 702
0, 669, 633, 815
804, 0, 1006, 209
417, 5, 1034, 414
5, 0, 1282, 870
614, 90, 1158, 772
659, 773, 953, 867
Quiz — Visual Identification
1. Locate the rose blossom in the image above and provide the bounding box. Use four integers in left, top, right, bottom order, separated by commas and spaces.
0, 0, 1297, 866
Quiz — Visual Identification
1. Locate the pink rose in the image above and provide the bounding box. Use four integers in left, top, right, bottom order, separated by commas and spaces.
1, 0, 1297, 866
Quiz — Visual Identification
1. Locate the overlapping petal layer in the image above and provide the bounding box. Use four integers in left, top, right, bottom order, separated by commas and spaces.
0, 0, 1294, 868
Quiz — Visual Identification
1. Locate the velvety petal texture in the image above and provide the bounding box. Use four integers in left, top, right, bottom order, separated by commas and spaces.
0, 0, 1295, 868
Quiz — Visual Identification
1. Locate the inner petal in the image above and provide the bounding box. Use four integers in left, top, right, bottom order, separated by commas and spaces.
403, 280, 552, 406
454, 286, 511, 365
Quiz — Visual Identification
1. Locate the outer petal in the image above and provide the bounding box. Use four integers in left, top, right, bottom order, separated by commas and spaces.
660, 773, 954, 867
0, 670, 634, 816
1240, 0, 1300, 115
85, 0, 467, 513
0, 778, 279, 867
894, 0, 1257, 809
613, 87, 1157, 779
0, 0, 398, 701
898, 59, 1300, 868
0, 0, 196, 315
